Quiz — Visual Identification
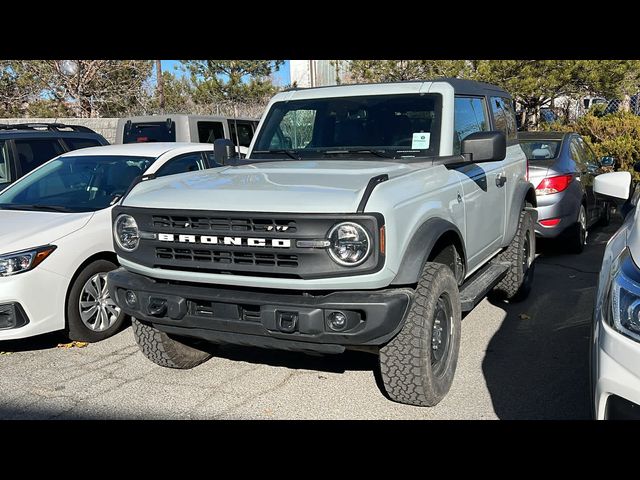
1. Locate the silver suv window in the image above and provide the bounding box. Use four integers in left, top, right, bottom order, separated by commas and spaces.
453, 96, 489, 154
252, 93, 442, 159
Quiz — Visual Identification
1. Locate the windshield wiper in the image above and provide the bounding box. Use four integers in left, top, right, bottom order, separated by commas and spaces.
323, 149, 397, 159
0, 204, 75, 213
252, 149, 302, 160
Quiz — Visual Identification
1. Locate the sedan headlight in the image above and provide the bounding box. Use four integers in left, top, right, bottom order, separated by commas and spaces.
327, 222, 371, 266
0, 245, 56, 277
114, 214, 140, 252
607, 247, 640, 342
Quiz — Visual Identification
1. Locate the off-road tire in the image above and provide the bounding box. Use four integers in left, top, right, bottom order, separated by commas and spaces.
493, 210, 535, 301
132, 317, 211, 369
379, 262, 461, 407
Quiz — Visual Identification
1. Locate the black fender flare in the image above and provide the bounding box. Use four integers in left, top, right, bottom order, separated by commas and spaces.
391, 217, 466, 285
504, 180, 537, 246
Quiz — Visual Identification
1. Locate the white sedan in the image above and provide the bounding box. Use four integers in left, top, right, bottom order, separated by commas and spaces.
0, 143, 221, 342
592, 170, 640, 419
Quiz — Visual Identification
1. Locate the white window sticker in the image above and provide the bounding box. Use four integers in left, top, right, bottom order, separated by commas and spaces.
411, 132, 430, 149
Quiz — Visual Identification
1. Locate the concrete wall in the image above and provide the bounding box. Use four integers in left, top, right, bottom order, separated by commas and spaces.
0, 118, 119, 143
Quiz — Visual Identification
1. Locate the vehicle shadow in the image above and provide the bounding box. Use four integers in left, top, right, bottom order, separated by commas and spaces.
481, 219, 619, 419
213, 343, 378, 375
0, 331, 68, 353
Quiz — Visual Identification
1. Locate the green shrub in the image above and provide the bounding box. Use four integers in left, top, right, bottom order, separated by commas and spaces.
539, 112, 640, 180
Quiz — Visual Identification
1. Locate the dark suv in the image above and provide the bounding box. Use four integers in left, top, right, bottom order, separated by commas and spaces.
0, 123, 109, 190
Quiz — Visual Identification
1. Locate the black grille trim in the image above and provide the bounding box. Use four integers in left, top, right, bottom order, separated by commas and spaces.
113, 207, 385, 279
152, 215, 297, 233
156, 247, 299, 268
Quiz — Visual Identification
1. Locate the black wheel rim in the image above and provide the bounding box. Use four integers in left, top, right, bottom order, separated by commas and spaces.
431, 293, 453, 376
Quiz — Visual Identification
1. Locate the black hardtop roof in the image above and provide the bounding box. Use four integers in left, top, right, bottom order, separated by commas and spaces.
285, 77, 513, 99
517, 131, 573, 140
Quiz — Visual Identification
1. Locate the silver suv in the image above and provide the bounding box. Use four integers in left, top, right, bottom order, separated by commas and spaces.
115, 114, 258, 157
108, 79, 538, 407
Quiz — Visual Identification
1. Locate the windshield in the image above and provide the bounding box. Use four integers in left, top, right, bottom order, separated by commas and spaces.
0, 155, 155, 213
251, 93, 442, 160
519, 140, 562, 161
123, 121, 176, 143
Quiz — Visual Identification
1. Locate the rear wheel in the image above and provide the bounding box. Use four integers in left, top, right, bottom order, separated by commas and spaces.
568, 204, 587, 254
493, 210, 535, 301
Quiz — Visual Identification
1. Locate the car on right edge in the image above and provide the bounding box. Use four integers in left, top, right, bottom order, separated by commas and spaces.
591, 169, 640, 419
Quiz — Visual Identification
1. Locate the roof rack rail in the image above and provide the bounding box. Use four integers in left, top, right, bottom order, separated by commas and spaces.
0, 123, 96, 133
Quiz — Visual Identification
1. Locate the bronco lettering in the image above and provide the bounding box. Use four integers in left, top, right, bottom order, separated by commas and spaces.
156, 233, 291, 248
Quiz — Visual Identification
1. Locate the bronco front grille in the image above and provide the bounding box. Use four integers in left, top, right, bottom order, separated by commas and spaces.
155, 247, 299, 268
152, 215, 297, 233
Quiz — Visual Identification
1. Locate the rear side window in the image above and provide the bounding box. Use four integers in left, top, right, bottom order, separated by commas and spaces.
0, 140, 11, 183
490, 97, 517, 142
197, 121, 225, 143
14, 138, 65, 175
569, 139, 586, 168
123, 121, 176, 143
155, 152, 206, 178
63, 137, 103, 151
229, 121, 255, 148
453, 96, 489, 154
576, 136, 597, 165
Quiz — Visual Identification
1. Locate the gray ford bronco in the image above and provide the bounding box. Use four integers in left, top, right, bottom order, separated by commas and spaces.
108, 79, 537, 406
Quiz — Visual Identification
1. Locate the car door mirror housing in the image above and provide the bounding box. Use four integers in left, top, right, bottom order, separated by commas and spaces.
213, 138, 237, 165
594, 171, 632, 202
600, 156, 616, 168
461, 131, 506, 163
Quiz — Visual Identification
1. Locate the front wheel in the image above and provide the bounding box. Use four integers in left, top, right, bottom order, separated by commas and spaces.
132, 318, 212, 369
493, 210, 535, 301
66, 259, 127, 342
379, 262, 462, 407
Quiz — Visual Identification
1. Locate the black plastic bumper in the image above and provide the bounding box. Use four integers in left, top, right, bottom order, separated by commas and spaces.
107, 268, 412, 354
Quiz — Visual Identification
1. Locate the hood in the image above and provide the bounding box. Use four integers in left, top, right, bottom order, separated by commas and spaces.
0, 210, 94, 255
123, 160, 416, 213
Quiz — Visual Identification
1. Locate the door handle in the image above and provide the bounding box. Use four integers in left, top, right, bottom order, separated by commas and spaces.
495, 173, 507, 187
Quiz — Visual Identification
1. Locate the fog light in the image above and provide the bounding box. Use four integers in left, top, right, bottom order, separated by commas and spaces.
0, 303, 29, 330
125, 290, 137, 307
328, 311, 347, 331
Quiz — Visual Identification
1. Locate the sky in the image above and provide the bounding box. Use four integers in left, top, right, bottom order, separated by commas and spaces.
160, 60, 291, 86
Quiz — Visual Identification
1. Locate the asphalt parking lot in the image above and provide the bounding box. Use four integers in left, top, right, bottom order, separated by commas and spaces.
0, 220, 618, 420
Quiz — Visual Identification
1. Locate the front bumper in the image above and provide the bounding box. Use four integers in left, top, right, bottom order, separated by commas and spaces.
107, 268, 412, 354
0, 267, 68, 341
594, 321, 640, 419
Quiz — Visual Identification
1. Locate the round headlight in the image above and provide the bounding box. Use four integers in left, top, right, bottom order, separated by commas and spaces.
327, 222, 371, 266
114, 214, 140, 252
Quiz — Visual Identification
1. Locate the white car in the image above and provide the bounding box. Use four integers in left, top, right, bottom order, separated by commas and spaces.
592, 170, 640, 419
0, 142, 221, 342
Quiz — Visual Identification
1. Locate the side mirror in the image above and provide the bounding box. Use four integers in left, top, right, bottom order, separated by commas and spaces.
213, 138, 237, 165
599, 156, 615, 168
461, 131, 506, 163
594, 171, 632, 202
